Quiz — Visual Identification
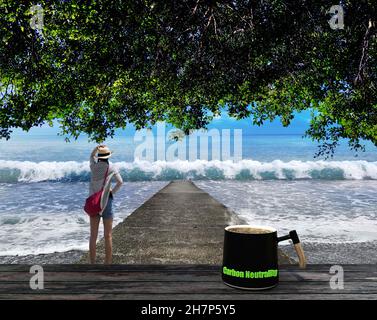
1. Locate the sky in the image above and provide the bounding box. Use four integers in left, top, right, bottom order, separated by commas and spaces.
207, 109, 311, 134
11, 110, 312, 138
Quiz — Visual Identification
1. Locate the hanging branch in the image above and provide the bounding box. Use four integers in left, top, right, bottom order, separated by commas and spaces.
354, 19, 375, 85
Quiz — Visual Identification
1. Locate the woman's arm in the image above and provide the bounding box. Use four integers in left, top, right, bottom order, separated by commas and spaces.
111, 171, 123, 195
90, 146, 100, 166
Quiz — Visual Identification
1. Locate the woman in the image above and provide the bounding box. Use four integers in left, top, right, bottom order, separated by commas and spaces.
89, 145, 123, 264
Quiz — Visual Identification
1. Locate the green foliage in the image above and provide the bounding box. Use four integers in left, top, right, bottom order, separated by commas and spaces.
0, 0, 376, 156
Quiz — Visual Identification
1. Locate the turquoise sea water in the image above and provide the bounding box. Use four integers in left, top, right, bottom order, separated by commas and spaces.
0, 132, 376, 255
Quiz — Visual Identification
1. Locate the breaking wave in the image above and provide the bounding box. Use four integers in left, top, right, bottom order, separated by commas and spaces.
0, 159, 376, 183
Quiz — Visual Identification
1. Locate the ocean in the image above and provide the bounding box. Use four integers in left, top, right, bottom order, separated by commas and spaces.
0, 132, 376, 263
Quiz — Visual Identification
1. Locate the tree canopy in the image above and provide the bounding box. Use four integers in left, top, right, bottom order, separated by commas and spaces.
0, 0, 376, 156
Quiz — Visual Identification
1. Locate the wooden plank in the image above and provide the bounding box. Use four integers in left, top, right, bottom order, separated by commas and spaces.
0, 293, 376, 300
0, 264, 375, 300
0, 270, 375, 282
0, 264, 374, 272
0, 280, 375, 295
0, 264, 222, 272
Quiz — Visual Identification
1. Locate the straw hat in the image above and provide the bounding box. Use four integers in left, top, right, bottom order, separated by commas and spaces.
96, 145, 112, 159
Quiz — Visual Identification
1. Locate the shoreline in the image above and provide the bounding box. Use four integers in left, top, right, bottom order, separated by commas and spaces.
0, 241, 375, 264
0, 250, 85, 264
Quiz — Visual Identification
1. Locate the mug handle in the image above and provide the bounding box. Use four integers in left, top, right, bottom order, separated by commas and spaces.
277, 230, 307, 269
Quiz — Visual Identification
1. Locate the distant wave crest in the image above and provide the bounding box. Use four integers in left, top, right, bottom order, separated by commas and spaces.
0, 159, 376, 183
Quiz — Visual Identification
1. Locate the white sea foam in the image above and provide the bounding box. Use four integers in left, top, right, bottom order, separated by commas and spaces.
196, 180, 377, 244
0, 159, 376, 182
0, 181, 169, 256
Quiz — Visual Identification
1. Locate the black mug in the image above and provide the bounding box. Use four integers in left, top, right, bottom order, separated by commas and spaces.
222, 225, 306, 290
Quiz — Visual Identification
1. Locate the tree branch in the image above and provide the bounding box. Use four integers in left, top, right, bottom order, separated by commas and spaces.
354, 19, 375, 85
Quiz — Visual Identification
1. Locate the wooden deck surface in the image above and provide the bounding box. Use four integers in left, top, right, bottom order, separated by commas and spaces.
0, 264, 375, 300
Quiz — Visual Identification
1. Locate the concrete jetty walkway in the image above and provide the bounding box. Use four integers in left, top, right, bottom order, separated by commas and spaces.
80, 180, 292, 264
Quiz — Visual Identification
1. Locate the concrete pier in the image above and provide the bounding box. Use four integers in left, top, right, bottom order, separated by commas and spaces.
79, 180, 292, 264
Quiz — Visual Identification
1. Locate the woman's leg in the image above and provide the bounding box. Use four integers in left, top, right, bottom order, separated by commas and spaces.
103, 218, 113, 264
89, 215, 100, 264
